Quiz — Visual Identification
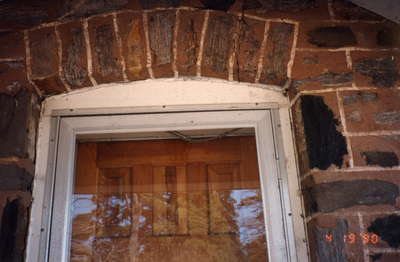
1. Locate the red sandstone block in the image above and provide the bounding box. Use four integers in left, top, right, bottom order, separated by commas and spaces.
201, 11, 235, 79
259, 21, 294, 86
0, 31, 25, 60
291, 50, 351, 92
117, 11, 149, 81
176, 10, 205, 76
233, 17, 265, 83
29, 26, 66, 95
340, 89, 400, 132
351, 51, 400, 89
350, 135, 400, 168
88, 15, 124, 84
58, 21, 92, 89
0, 61, 29, 95
306, 170, 400, 184
147, 10, 176, 78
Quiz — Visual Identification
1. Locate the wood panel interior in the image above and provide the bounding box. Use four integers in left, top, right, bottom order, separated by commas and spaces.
70, 136, 268, 262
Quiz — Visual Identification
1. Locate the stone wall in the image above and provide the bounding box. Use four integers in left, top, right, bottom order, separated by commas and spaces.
0, 0, 399, 261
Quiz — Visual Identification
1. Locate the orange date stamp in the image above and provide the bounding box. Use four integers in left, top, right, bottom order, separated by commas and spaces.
324, 233, 379, 244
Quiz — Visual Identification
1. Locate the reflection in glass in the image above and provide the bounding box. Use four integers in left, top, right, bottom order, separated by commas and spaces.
70, 137, 268, 262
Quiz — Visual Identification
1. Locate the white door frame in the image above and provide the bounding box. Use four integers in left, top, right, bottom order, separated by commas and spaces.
26, 78, 309, 262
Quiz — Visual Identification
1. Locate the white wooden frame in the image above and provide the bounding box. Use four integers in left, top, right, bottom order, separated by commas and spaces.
27, 79, 309, 262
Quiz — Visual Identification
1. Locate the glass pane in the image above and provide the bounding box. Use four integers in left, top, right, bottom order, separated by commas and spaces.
70, 135, 268, 261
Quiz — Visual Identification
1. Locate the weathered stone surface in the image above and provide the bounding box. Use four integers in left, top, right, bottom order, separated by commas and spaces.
88, 16, 124, 84
308, 218, 349, 262
0, 165, 32, 191
0, 31, 25, 60
0, 191, 31, 262
29, 26, 66, 94
292, 72, 352, 89
0, 90, 39, 159
343, 92, 378, 105
341, 89, 400, 132
260, 22, 294, 86
354, 56, 399, 89
117, 12, 148, 81
301, 95, 348, 170
148, 10, 175, 78
351, 138, 400, 168
176, 10, 204, 76
234, 18, 265, 83
291, 51, 351, 92
305, 180, 399, 213
0, 62, 29, 95
202, 12, 234, 79
29, 26, 58, 78
61, 0, 128, 20
308, 26, 356, 48
374, 111, 400, 124
361, 151, 399, 167
58, 21, 91, 89
368, 215, 400, 248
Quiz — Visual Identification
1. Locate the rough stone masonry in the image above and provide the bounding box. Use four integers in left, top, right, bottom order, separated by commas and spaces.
0, 0, 400, 261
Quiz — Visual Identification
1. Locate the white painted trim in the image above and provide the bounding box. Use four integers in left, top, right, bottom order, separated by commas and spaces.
27, 79, 308, 262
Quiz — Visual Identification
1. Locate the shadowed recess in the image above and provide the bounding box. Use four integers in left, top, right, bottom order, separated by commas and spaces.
0, 198, 20, 261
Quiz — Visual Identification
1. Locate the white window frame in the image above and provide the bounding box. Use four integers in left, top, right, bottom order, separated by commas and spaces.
27, 78, 309, 262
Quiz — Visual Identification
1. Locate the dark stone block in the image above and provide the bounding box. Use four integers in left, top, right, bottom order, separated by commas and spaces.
202, 13, 234, 77
377, 27, 400, 48
354, 56, 399, 88
59, 22, 91, 88
148, 11, 175, 77
368, 215, 400, 248
0, 198, 20, 261
361, 151, 399, 167
140, 0, 180, 9
0, 165, 32, 191
292, 72, 352, 89
307, 26, 357, 48
342, 92, 378, 105
374, 111, 400, 125
305, 180, 399, 214
311, 219, 349, 262
300, 95, 348, 170
89, 16, 124, 84
29, 27, 58, 78
0, 90, 36, 158
176, 10, 204, 76
200, 0, 235, 11
260, 22, 294, 86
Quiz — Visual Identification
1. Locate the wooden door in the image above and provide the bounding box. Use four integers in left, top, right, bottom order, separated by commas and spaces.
70, 136, 268, 262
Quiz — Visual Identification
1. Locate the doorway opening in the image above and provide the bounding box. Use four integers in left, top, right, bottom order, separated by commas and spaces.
27, 80, 308, 262
72, 130, 268, 261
